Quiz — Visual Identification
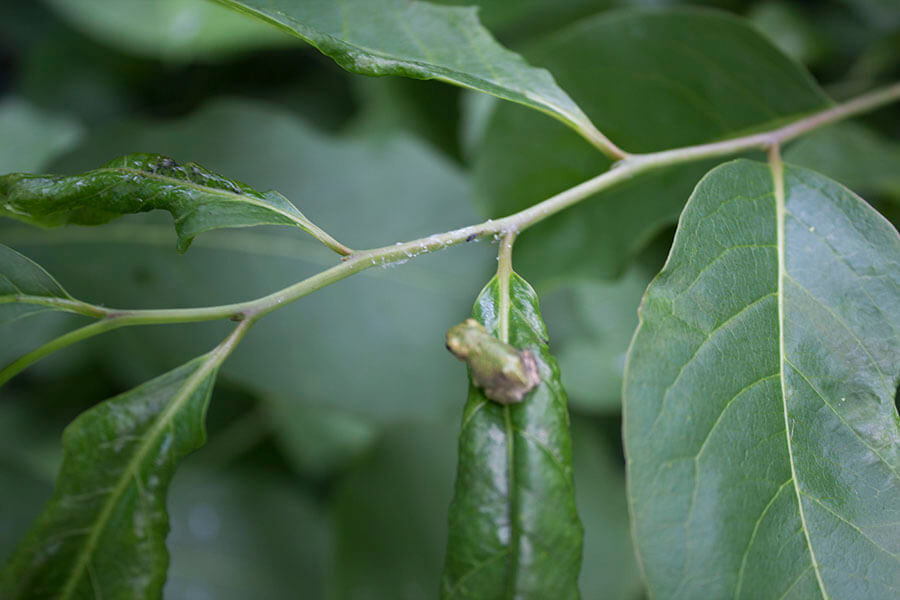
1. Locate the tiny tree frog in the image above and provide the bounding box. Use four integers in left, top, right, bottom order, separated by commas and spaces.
445, 318, 540, 404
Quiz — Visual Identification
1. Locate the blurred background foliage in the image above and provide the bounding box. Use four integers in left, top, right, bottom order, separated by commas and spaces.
0, 0, 897, 598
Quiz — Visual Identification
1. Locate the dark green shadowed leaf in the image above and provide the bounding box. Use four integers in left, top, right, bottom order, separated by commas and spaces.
473, 7, 832, 284
0, 243, 76, 325
214, 0, 616, 152
624, 160, 900, 599
1, 153, 347, 254
0, 350, 227, 599
442, 273, 582, 599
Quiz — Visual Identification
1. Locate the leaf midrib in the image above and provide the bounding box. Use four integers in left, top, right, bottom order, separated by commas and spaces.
494, 270, 520, 599
110, 167, 304, 227
772, 155, 829, 600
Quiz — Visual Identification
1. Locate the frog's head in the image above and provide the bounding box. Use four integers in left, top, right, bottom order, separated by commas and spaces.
445, 318, 484, 360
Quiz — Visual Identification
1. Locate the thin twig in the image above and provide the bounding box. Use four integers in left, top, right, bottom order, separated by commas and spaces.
3, 83, 898, 384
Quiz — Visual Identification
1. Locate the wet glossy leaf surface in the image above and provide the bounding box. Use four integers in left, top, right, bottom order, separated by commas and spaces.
442, 273, 582, 598
624, 160, 900, 599
0, 354, 222, 599
1, 153, 331, 253
215, 0, 608, 147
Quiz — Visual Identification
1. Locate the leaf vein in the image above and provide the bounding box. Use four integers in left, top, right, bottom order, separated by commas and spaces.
651, 292, 777, 432
783, 358, 900, 479
734, 478, 794, 599
785, 274, 892, 396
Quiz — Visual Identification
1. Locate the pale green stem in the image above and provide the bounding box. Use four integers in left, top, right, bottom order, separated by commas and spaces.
302, 221, 354, 256
0, 296, 109, 318
580, 122, 630, 161
210, 316, 254, 363
1, 320, 123, 386
0, 308, 248, 386
496, 231, 517, 344
4, 83, 899, 384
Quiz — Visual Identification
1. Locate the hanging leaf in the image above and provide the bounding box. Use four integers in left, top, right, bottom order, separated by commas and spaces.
0, 347, 229, 598
214, 0, 618, 153
442, 273, 582, 598
0, 153, 349, 254
624, 159, 900, 599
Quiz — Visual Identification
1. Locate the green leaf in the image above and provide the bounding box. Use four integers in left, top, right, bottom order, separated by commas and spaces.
43, 0, 293, 61
214, 0, 615, 151
1, 153, 347, 254
0, 98, 83, 174
0, 243, 76, 325
472, 7, 832, 283
624, 159, 900, 598
442, 273, 582, 598
0, 350, 226, 598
